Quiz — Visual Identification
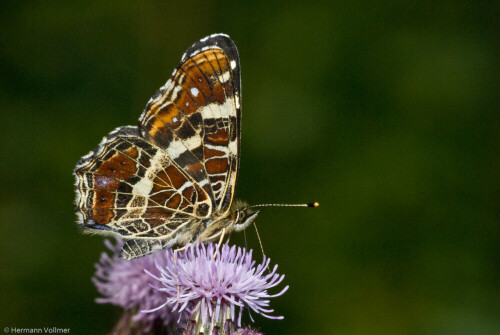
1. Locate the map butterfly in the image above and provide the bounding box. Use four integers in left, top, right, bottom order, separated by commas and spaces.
74, 34, 317, 260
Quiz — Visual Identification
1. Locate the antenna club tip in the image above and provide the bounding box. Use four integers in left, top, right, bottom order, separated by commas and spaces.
308, 202, 320, 208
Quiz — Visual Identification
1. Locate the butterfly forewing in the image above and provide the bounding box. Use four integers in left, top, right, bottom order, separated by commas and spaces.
74, 34, 241, 257
139, 35, 241, 213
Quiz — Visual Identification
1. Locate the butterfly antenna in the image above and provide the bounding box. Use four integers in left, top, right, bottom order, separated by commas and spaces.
248, 202, 319, 273
249, 201, 320, 209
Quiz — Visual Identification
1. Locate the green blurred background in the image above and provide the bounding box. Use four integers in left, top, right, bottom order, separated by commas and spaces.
1, 1, 499, 334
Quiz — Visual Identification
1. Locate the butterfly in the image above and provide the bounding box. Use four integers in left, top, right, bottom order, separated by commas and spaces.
73, 34, 261, 260
74, 34, 318, 260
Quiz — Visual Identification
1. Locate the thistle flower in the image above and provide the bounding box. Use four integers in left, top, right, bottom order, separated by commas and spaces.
144, 243, 289, 334
93, 238, 182, 333
93, 240, 287, 335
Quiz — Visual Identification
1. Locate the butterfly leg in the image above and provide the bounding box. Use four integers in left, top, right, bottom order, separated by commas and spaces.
211, 228, 226, 260
253, 222, 271, 273
173, 245, 186, 264
173, 245, 188, 299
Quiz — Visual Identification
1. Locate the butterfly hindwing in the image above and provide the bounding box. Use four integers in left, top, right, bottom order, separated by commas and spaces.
74, 126, 211, 239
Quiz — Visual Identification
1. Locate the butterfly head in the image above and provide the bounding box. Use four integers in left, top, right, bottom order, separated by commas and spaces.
233, 206, 260, 232
229, 200, 259, 231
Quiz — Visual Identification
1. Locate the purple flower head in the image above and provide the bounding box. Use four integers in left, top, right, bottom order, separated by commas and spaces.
93, 238, 181, 331
144, 243, 289, 330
